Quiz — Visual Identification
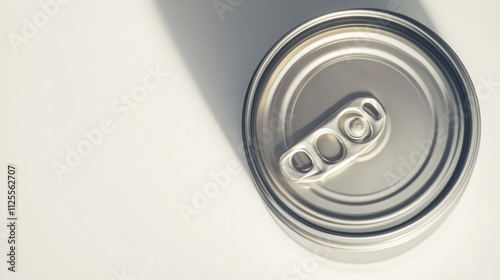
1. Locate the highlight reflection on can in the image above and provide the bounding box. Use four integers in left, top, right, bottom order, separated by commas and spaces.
242, 9, 480, 262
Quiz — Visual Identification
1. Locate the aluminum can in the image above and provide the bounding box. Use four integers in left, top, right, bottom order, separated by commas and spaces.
242, 9, 480, 262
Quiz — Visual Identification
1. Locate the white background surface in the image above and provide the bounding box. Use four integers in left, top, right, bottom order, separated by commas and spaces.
0, 0, 499, 279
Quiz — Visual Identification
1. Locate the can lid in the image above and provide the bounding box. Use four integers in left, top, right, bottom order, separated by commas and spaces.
243, 9, 480, 252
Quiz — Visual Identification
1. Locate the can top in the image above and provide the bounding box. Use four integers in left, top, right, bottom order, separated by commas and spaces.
243, 9, 480, 250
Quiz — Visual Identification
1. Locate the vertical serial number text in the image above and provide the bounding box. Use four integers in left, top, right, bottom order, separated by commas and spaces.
7, 165, 17, 272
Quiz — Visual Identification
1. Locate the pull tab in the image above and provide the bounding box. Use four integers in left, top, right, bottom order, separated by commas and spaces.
279, 97, 386, 183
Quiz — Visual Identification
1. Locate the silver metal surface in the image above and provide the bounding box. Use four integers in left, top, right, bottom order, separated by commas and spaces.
242, 9, 480, 261
279, 97, 386, 182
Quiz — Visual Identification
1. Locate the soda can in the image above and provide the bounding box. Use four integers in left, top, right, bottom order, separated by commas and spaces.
242, 9, 480, 262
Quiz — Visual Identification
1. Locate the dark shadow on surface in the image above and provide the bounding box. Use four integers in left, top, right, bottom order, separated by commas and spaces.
154, 0, 434, 157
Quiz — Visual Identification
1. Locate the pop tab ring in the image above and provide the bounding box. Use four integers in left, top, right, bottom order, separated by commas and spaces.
242, 9, 480, 262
